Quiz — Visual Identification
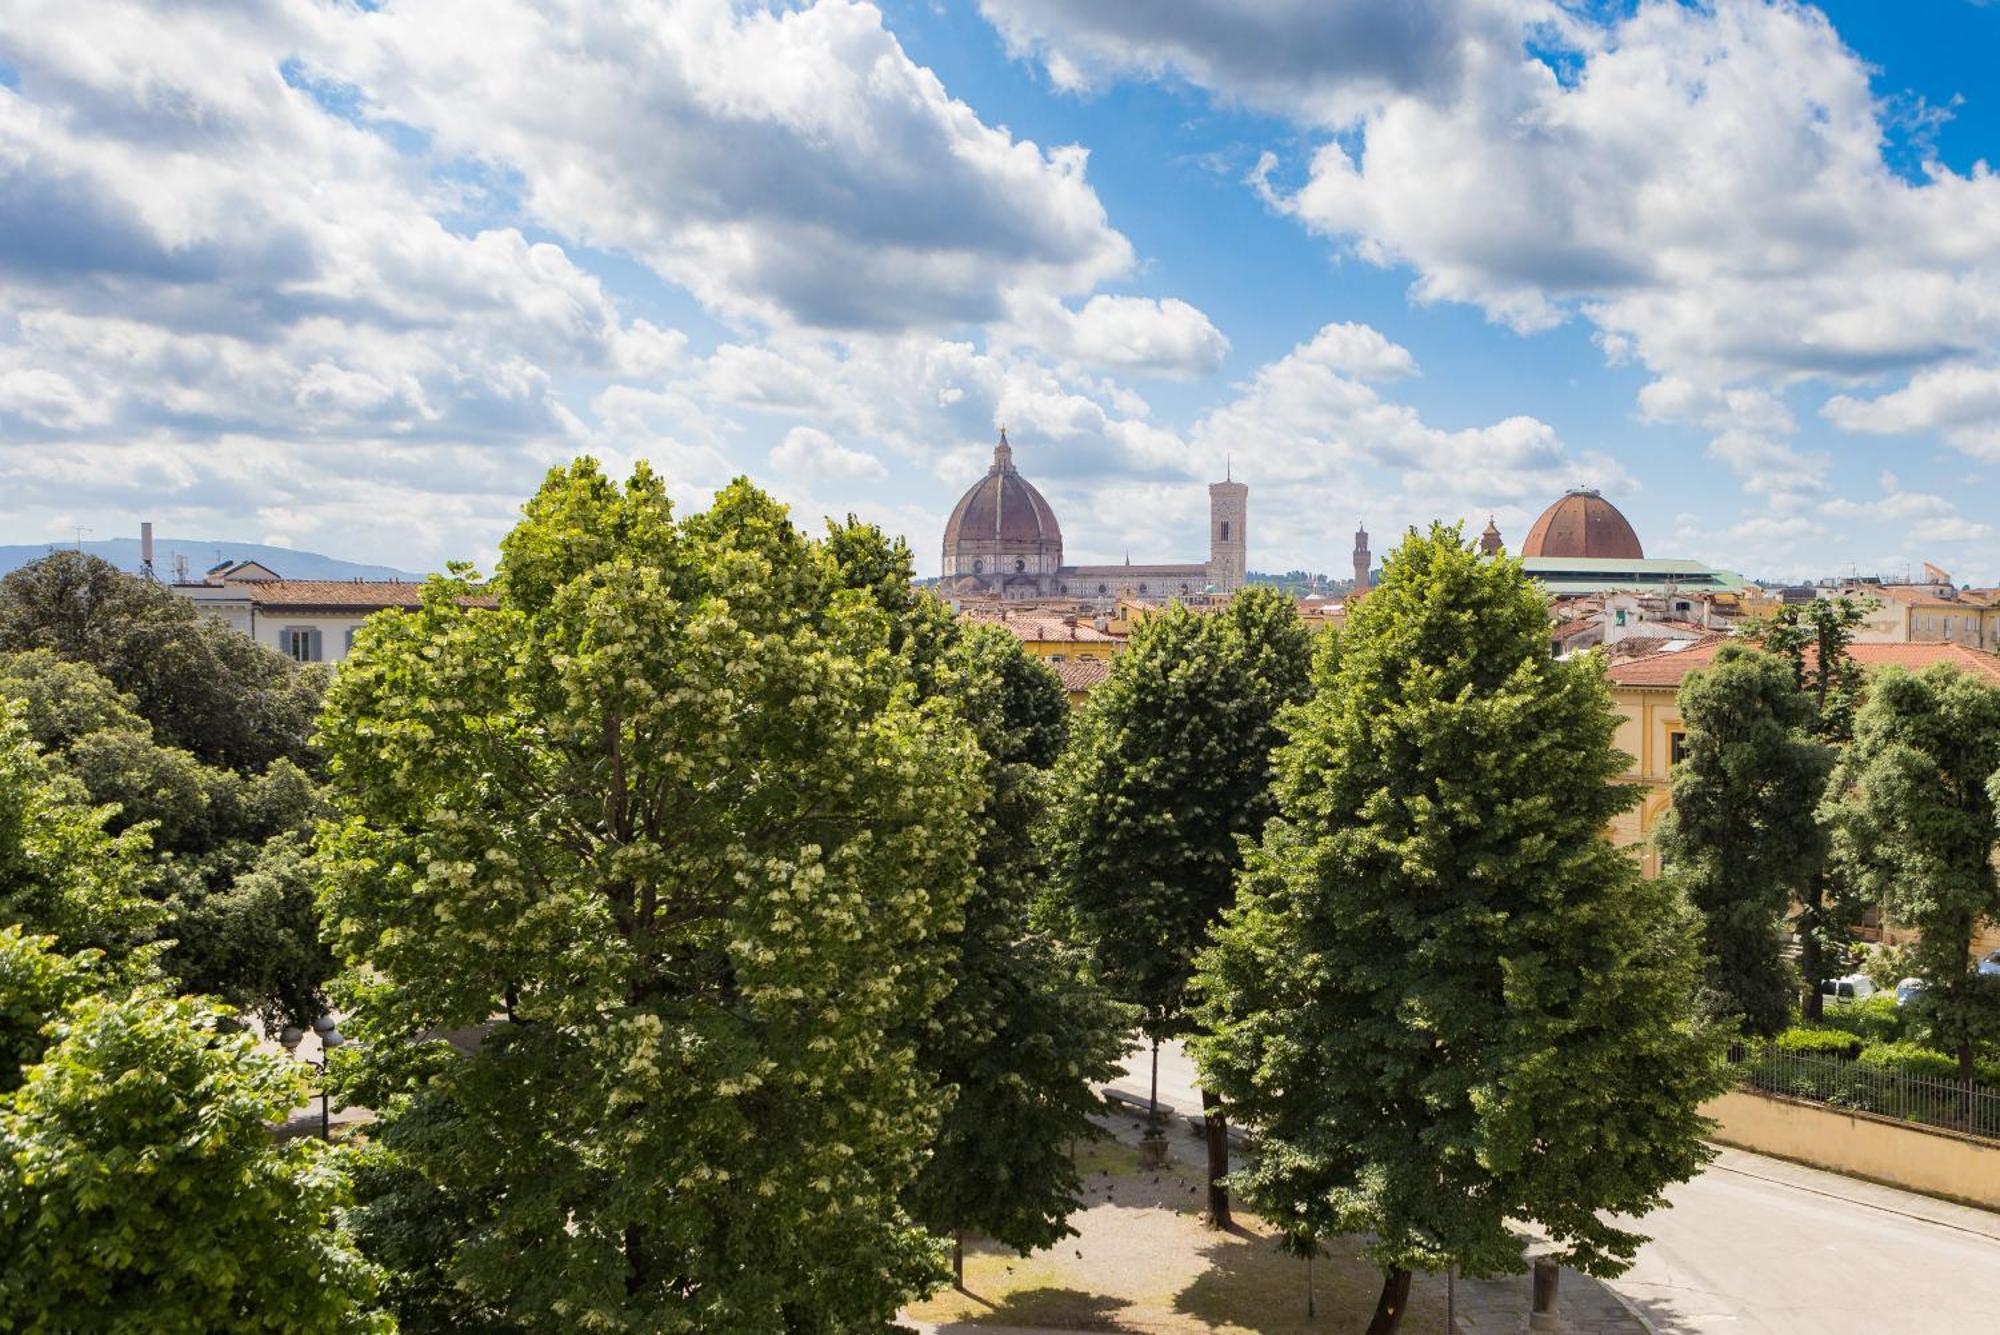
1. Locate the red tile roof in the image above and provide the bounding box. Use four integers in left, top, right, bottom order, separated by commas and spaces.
1862, 585, 1997, 608
1605, 638, 2000, 688
1051, 658, 1112, 693
960, 610, 1123, 644
184, 580, 498, 612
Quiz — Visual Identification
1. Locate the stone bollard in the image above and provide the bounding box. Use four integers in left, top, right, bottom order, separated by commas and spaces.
1528, 1257, 1562, 1332
1137, 1127, 1171, 1169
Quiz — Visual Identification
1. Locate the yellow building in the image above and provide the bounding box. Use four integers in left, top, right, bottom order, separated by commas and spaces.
1605, 640, 2000, 957
957, 607, 1126, 664
1839, 582, 2000, 649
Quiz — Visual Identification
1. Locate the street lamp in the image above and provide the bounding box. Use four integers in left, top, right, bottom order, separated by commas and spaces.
281, 1016, 346, 1141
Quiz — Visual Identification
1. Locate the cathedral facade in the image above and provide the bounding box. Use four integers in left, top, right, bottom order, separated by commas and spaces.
941, 430, 1246, 602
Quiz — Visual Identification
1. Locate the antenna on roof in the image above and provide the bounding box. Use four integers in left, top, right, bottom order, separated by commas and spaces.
139, 522, 156, 582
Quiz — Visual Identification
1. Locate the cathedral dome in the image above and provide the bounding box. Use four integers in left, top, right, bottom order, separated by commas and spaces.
1521, 488, 1643, 560
942, 430, 1063, 590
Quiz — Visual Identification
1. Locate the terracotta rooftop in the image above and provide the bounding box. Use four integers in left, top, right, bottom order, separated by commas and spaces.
1858, 585, 1997, 608
1605, 638, 2000, 688
179, 580, 498, 612
959, 610, 1123, 644
1050, 658, 1112, 693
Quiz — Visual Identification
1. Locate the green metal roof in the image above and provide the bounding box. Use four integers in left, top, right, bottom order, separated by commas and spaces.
1519, 556, 1748, 595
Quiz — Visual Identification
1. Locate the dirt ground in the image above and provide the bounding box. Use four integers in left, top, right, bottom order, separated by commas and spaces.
901, 1113, 1448, 1334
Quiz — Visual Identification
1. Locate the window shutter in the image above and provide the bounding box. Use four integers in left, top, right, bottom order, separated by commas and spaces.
307, 628, 323, 662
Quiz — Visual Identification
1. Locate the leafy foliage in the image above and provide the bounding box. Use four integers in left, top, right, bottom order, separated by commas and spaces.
1193, 526, 1726, 1300
1826, 665, 2000, 1079
0, 705, 160, 958
1654, 645, 1833, 1036
1755, 595, 1870, 742
0, 653, 330, 1025
318, 462, 986, 1330
0, 551, 323, 772
1772, 1027, 1865, 1059
1048, 587, 1313, 1038
0, 930, 383, 1334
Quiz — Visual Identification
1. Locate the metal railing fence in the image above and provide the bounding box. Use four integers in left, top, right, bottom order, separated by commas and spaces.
1731, 1045, 2000, 1141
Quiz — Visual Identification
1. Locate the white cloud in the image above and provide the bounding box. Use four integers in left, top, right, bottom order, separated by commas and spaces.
1004, 293, 1229, 378
989, 0, 2000, 454
332, 0, 1134, 332
768, 425, 888, 482
1824, 363, 2000, 461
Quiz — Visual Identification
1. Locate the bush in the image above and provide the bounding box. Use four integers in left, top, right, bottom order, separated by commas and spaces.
1773, 1027, 1863, 1059
1859, 941, 1918, 992
1820, 993, 1903, 1044
1856, 1042, 1957, 1080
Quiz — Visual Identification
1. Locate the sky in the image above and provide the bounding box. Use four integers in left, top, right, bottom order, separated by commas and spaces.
5, 1, 2000, 583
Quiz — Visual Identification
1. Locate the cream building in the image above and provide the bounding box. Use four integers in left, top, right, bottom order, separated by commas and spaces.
171, 559, 494, 664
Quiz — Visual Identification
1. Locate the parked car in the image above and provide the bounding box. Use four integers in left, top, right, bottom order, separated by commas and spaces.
1895, 977, 1926, 1006
1820, 973, 1876, 1002
1979, 950, 2000, 978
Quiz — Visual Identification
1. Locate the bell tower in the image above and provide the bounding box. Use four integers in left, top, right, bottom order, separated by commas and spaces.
1352, 523, 1371, 594
1208, 471, 1247, 593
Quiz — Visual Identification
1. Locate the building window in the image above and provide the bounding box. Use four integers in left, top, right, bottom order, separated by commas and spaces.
281, 626, 322, 663
1137, 583, 1148, 594
1668, 730, 1689, 767
344, 627, 358, 655
1220, 521, 1230, 541
972, 558, 984, 574
1015, 558, 1026, 572
1049, 653, 1066, 662
1097, 583, 1107, 595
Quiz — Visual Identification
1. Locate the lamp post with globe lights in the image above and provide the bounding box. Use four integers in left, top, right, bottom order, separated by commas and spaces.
279, 1016, 347, 1140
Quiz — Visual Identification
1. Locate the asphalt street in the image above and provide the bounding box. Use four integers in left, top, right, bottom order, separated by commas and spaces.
1117, 1040, 2000, 1335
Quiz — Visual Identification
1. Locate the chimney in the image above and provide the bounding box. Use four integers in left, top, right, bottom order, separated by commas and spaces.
140, 522, 156, 581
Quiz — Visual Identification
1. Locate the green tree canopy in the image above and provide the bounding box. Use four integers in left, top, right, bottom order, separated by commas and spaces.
1655, 645, 1834, 1036
1193, 526, 1725, 1334
0, 928, 382, 1333
1826, 665, 2000, 1081
0, 705, 159, 958
1048, 585, 1313, 1225
0, 552, 322, 772
318, 462, 985, 1330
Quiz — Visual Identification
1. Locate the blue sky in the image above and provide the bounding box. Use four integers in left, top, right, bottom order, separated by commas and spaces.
4, 1, 2000, 582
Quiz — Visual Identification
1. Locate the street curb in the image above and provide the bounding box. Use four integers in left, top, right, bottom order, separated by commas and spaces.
1598, 1280, 1660, 1334
1704, 1156, 2000, 1243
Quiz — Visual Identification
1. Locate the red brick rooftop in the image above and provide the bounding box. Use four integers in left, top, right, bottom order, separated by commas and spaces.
1605, 638, 2000, 688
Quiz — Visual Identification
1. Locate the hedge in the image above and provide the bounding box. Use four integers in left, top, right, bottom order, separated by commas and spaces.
1773, 1027, 1864, 1060
1856, 1042, 1957, 1080
1819, 993, 1903, 1044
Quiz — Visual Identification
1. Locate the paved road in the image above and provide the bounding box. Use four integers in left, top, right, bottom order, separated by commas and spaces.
1118, 1041, 2000, 1335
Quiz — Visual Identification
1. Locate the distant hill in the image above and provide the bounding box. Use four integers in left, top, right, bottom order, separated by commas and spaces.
0, 538, 422, 583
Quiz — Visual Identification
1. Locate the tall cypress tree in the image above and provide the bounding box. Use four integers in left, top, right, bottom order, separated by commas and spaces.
1048, 586, 1311, 1228
1655, 645, 1834, 1037
1193, 526, 1725, 1335
1825, 665, 2000, 1083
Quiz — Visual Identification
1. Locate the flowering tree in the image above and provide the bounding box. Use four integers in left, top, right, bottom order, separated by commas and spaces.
319, 463, 985, 1329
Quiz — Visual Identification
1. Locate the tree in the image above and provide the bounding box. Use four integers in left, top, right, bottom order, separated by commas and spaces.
1756, 595, 1870, 1016
0, 927, 383, 1333
1757, 596, 1870, 742
0, 551, 322, 772
317, 462, 985, 1330
1048, 586, 1312, 1228
1654, 645, 1834, 1037
0, 704, 160, 958
1192, 526, 1726, 1334
1825, 665, 2000, 1083
0, 654, 331, 1025
902, 616, 1129, 1281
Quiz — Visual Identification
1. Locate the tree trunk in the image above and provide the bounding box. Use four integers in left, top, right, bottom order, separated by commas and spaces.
624, 1222, 646, 1297
1200, 1088, 1231, 1229
954, 1230, 965, 1289
1799, 888, 1824, 1022
1363, 1266, 1411, 1335
1149, 1035, 1161, 1122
